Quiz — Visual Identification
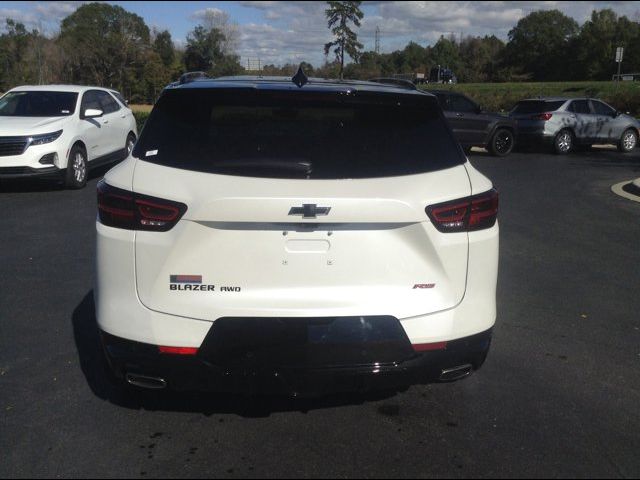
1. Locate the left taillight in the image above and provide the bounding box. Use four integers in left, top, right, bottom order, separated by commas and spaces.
97, 180, 187, 232
426, 188, 498, 233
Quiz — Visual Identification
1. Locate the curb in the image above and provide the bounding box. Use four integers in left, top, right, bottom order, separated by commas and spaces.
611, 180, 640, 203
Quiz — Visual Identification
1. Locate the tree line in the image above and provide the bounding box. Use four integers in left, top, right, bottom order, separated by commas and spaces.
1, 3, 639, 104
0, 3, 243, 103
272, 8, 640, 84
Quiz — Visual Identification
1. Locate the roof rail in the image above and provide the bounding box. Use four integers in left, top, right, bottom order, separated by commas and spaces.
179, 71, 209, 85
368, 77, 417, 90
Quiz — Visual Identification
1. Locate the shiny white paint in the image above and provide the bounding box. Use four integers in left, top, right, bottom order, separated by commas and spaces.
96, 157, 499, 347
0, 85, 137, 170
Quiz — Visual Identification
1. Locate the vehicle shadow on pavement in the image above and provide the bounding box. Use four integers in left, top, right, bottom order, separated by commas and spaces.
0, 178, 66, 193
572, 149, 640, 170
72, 291, 399, 417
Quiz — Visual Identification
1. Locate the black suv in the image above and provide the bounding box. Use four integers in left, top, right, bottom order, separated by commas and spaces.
427, 90, 516, 156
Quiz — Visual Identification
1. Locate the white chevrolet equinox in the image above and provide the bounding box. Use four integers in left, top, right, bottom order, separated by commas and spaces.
96, 73, 499, 395
0, 85, 137, 188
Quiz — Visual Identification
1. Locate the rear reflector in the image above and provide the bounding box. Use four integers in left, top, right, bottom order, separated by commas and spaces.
426, 188, 498, 233
532, 112, 553, 120
412, 341, 447, 352
97, 180, 187, 232
158, 346, 199, 356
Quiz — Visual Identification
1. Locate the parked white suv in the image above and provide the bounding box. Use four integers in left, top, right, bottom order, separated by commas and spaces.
96, 74, 499, 396
0, 85, 137, 188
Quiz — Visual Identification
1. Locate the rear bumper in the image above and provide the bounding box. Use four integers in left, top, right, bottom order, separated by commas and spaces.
101, 324, 492, 396
0, 166, 64, 179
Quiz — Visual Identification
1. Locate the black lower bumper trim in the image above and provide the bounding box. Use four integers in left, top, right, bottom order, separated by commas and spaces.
102, 319, 492, 396
0, 166, 63, 179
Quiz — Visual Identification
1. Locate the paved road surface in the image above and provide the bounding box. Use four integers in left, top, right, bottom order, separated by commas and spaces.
1, 149, 639, 478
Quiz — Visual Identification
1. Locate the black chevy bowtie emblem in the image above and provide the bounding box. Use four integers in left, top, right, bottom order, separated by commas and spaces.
288, 204, 331, 219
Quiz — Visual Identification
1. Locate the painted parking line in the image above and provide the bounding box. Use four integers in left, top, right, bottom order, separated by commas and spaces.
611, 180, 640, 203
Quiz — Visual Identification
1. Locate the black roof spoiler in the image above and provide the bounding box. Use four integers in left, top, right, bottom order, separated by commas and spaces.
166, 71, 212, 89
368, 77, 417, 90
179, 71, 209, 84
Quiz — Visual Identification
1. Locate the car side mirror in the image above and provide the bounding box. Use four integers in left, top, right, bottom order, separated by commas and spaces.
476, 105, 483, 114
84, 108, 103, 119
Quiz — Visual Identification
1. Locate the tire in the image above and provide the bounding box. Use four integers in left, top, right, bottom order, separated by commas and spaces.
488, 128, 514, 157
618, 128, 638, 153
553, 129, 573, 155
125, 132, 136, 158
65, 144, 88, 189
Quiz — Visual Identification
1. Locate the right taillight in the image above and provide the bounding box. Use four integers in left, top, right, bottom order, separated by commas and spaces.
97, 180, 187, 232
426, 188, 498, 233
532, 112, 553, 120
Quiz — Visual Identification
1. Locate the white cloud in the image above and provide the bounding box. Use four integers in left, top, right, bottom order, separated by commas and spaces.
237, 21, 331, 66
189, 7, 226, 23
235, 1, 640, 66
0, 1, 86, 35
3, 0, 639, 68
0, 8, 40, 29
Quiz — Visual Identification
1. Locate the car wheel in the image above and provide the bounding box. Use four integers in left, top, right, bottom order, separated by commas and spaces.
65, 144, 88, 189
488, 128, 514, 157
125, 133, 136, 158
554, 129, 573, 155
618, 129, 638, 153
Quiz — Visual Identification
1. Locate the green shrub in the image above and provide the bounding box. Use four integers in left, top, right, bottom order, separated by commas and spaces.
133, 111, 151, 133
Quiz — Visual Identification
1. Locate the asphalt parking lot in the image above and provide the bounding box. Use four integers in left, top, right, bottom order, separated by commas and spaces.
1, 148, 639, 478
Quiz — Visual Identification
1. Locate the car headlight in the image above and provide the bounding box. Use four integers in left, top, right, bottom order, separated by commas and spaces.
29, 130, 63, 146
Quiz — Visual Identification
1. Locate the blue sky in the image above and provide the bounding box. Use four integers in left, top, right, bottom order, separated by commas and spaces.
1, 1, 639, 66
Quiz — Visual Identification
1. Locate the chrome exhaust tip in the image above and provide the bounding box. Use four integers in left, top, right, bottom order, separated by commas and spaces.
125, 373, 167, 390
439, 364, 473, 382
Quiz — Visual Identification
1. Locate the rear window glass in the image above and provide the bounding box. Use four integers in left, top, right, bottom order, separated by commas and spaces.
512, 100, 565, 114
133, 88, 464, 179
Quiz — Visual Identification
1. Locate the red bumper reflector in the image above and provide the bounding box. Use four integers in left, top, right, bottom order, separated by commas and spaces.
412, 341, 448, 352
158, 346, 199, 356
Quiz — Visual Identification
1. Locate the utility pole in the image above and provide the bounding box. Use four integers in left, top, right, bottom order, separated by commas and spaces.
375, 26, 380, 54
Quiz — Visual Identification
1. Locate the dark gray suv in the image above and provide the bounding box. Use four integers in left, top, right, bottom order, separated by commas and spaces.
510, 97, 640, 154
427, 90, 516, 156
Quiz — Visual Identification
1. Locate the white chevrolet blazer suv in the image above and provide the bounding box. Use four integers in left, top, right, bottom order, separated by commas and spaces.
95, 73, 499, 396
0, 85, 137, 188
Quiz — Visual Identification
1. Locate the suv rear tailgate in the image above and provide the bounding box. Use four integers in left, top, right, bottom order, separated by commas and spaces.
133, 161, 471, 320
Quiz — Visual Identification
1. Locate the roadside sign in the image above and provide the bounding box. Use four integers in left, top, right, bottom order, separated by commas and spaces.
616, 47, 624, 63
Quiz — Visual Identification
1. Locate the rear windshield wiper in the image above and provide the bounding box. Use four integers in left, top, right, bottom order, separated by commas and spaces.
210, 159, 313, 177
